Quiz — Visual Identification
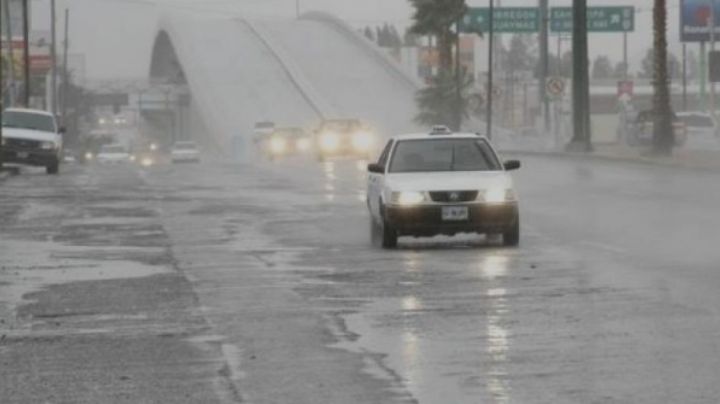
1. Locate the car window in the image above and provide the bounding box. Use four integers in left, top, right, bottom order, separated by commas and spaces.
388, 138, 501, 173
377, 140, 394, 167
680, 115, 714, 128
2, 111, 57, 133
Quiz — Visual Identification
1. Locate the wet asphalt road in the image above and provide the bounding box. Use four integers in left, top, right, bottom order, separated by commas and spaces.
2, 155, 720, 403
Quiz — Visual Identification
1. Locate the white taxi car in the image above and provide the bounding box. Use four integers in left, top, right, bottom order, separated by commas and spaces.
367, 127, 521, 248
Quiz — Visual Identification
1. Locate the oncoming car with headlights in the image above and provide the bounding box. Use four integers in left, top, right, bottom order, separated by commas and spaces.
265, 127, 311, 160
367, 128, 521, 248
314, 119, 375, 161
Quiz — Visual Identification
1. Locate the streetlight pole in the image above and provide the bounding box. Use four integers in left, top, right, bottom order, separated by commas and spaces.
22, 0, 31, 107
486, 0, 495, 140
539, 0, 550, 132
51, 0, 58, 115
3, 0, 16, 106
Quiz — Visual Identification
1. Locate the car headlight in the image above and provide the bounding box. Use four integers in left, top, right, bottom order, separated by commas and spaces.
40, 141, 56, 150
141, 157, 154, 167
85, 152, 94, 160
392, 191, 426, 206
296, 138, 311, 152
319, 132, 339, 152
129, 155, 137, 162
149, 143, 158, 151
270, 137, 287, 154
483, 188, 515, 203
352, 131, 374, 151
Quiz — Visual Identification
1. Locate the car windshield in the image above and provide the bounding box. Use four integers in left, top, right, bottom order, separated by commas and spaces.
100, 145, 126, 154
2, 111, 56, 133
389, 138, 502, 173
680, 114, 714, 128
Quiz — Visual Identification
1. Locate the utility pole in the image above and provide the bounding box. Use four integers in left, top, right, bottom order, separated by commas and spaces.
711, 0, 717, 118
22, 0, 30, 107
61, 8, 69, 125
486, 0, 495, 139
539, 0, 550, 132
682, 43, 688, 111
455, 17, 462, 131
3, 0, 16, 106
568, 0, 592, 151
623, 32, 629, 79
51, 0, 58, 115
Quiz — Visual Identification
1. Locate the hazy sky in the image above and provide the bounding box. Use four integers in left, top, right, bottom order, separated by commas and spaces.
33, 0, 684, 81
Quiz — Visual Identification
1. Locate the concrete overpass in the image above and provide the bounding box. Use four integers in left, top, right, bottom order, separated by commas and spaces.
147, 12, 424, 155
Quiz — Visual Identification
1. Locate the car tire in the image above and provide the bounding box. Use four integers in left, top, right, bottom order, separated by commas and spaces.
381, 219, 398, 249
46, 162, 60, 175
503, 218, 520, 247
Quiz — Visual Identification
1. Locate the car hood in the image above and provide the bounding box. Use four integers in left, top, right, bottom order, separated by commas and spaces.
3, 127, 60, 143
385, 171, 513, 192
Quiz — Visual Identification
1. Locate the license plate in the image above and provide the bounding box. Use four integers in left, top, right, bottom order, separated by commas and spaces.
17, 152, 29, 159
442, 206, 469, 221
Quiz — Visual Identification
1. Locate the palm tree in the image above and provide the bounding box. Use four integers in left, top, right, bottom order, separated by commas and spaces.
414, 70, 476, 127
408, 0, 467, 74
652, 0, 674, 155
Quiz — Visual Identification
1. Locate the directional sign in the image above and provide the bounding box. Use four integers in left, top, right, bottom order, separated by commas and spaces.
546, 77, 566, 98
550, 7, 635, 33
680, 0, 720, 42
460, 7, 539, 34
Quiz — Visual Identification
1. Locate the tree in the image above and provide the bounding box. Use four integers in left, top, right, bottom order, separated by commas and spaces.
408, 0, 467, 74
403, 28, 420, 47
592, 56, 613, 79
414, 70, 475, 127
641, 48, 681, 79
506, 34, 537, 73
652, 0, 674, 155
363, 27, 375, 42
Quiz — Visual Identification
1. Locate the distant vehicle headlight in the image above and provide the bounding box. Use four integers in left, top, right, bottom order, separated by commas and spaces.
484, 188, 515, 204
270, 137, 287, 154
85, 152, 94, 161
393, 191, 425, 206
40, 141, 56, 150
296, 137, 311, 152
141, 157, 154, 167
149, 143, 158, 152
129, 154, 137, 162
319, 132, 340, 152
352, 131, 374, 151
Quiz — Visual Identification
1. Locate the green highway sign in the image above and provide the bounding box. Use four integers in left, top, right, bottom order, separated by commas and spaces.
550, 7, 634, 32
460, 7, 539, 34
460, 6, 635, 34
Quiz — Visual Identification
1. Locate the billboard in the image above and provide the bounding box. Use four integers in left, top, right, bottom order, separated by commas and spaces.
681, 0, 720, 42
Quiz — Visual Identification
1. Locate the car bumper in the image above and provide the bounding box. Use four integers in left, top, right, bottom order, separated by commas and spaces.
1, 148, 59, 167
385, 202, 519, 236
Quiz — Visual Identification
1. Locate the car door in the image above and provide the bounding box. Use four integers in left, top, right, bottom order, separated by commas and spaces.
368, 140, 393, 218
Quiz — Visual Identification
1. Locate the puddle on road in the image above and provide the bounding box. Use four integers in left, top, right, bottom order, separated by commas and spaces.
0, 238, 170, 324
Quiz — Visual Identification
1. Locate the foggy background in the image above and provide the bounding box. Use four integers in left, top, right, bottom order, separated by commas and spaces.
32, 0, 683, 81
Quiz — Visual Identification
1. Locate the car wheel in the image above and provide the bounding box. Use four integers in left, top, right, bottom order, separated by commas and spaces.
46, 162, 60, 175
503, 219, 520, 247
381, 219, 398, 249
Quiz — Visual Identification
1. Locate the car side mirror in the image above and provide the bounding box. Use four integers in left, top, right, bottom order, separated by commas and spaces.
367, 163, 385, 174
503, 160, 521, 171
58, 126, 66, 135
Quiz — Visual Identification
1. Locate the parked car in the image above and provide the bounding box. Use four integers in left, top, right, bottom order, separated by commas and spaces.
1, 108, 63, 174
677, 112, 720, 149
171, 141, 201, 163
626, 110, 687, 147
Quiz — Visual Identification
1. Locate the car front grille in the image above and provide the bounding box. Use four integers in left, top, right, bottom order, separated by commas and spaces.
5, 138, 41, 150
429, 191, 479, 203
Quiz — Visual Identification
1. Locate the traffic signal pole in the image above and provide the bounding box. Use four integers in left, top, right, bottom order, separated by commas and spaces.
568, 0, 592, 151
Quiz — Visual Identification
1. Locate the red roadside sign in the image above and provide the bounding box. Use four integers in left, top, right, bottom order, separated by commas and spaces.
617, 80, 634, 98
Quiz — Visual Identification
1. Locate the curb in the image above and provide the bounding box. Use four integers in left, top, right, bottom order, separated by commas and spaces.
500, 148, 720, 172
